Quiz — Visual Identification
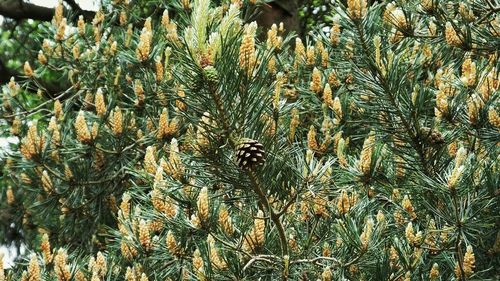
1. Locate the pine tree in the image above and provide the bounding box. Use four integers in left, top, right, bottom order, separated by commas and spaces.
0, 0, 499, 280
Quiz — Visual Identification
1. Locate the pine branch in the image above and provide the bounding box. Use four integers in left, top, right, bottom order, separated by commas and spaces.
351, 19, 434, 176
242, 254, 277, 272
247, 169, 289, 261
0, 0, 95, 22
0, 0, 54, 21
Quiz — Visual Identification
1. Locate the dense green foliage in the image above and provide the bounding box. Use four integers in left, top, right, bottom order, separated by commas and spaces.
1, 0, 499, 280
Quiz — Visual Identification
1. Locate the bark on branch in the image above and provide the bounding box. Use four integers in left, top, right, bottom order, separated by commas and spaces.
0, 0, 95, 22
0, 58, 66, 97
0, 0, 55, 21
0, 59, 17, 84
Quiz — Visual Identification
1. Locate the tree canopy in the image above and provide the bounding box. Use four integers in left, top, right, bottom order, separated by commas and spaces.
0, 0, 499, 280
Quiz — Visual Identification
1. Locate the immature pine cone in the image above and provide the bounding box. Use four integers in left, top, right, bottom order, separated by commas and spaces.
203, 66, 219, 86
420, 127, 444, 145
236, 139, 266, 170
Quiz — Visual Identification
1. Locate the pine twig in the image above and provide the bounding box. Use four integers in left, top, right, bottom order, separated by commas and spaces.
246, 169, 290, 280
242, 255, 276, 272
247, 170, 289, 259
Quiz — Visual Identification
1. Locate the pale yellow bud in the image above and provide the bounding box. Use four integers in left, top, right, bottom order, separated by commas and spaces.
455, 147, 467, 169
54, 248, 71, 280
164, 197, 178, 219
218, 204, 234, 235
124, 267, 135, 281
20, 121, 45, 159
448, 165, 465, 190
24, 61, 34, 77
155, 57, 164, 81
333, 97, 342, 120
94, 88, 106, 117
266, 24, 282, 49
405, 222, 416, 245
113, 66, 122, 86
429, 263, 439, 280
337, 137, 348, 168
445, 22, 462, 46
347, 0, 367, 19
161, 10, 170, 28
181, 0, 190, 10
110, 106, 123, 135
421, 0, 434, 12
435, 89, 448, 118
455, 245, 475, 278
197, 186, 209, 223
157, 108, 169, 139
7, 77, 18, 97
27, 255, 41, 281
165, 139, 184, 180
77, 15, 85, 35
37, 50, 47, 65
74, 270, 87, 281
289, 108, 300, 142
306, 46, 315, 66
136, 27, 152, 62
294, 38, 305, 68
267, 56, 276, 74
134, 80, 145, 106
467, 94, 483, 124
322, 266, 332, 281
402, 195, 417, 220
144, 146, 157, 174
6, 186, 14, 205
139, 273, 148, 281
360, 218, 374, 248
91, 122, 99, 140
110, 41, 117, 56
330, 19, 341, 46
460, 57, 476, 87
359, 133, 375, 176
254, 210, 265, 246
125, 24, 133, 47
93, 25, 101, 44
166, 230, 179, 256
48, 117, 61, 146
54, 0, 64, 26
323, 83, 334, 108
488, 107, 500, 129
41, 170, 53, 193
384, 3, 407, 29
139, 219, 151, 251
337, 190, 351, 214
307, 125, 319, 151
310, 67, 322, 93
55, 18, 67, 41
0, 254, 5, 280
118, 11, 127, 26
75, 111, 91, 143
64, 164, 73, 181
95, 252, 107, 278
239, 23, 257, 75
192, 248, 204, 279
165, 22, 179, 43
92, 10, 104, 26
10, 116, 21, 136
376, 210, 385, 223
207, 235, 227, 270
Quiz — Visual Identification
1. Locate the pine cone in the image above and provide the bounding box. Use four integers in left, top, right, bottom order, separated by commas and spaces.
420, 127, 444, 145
235, 139, 266, 170
203, 66, 219, 86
